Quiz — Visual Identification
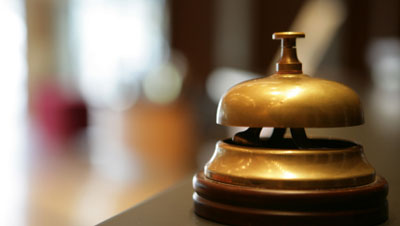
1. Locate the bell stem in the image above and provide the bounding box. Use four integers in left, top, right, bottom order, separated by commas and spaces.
273, 32, 305, 74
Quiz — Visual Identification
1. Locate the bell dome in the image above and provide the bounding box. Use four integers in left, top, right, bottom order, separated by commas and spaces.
216, 32, 363, 128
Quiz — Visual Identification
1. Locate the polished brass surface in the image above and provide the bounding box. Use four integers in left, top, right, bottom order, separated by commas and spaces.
272, 31, 305, 39
195, 30, 387, 224
217, 73, 364, 127
205, 140, 375, 189
273, 32, 305, 74
216, 31, 364, 127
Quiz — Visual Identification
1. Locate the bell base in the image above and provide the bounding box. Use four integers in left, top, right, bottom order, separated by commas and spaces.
193, 172, 388, 226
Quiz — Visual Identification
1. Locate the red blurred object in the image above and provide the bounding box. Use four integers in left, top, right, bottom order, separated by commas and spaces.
34, 81, 88, 144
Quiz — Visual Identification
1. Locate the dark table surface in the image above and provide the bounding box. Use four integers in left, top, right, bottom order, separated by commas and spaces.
99, 177, 222, 226
100, 174, 397, 226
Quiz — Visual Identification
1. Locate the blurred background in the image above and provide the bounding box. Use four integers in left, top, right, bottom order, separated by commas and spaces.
1, 0, 400, 225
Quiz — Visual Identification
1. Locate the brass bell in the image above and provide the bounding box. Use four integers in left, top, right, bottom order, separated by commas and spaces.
193, 32, 388, 225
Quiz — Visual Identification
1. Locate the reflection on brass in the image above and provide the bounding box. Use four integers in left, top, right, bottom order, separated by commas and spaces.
205, 140, 375, 189
233, 127, 262, 146
217, 73, 364, 128
217, 32, 363, 128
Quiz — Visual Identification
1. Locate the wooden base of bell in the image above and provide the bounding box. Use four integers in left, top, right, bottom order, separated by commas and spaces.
193, 172, 388, 226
